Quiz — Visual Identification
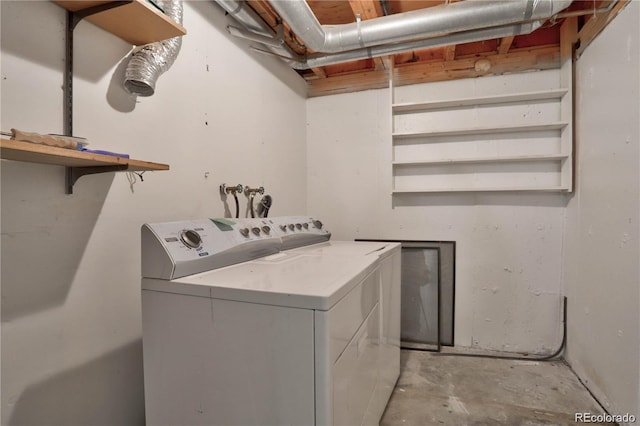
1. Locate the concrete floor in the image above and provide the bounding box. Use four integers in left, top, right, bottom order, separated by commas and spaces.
380, 349, 610, 426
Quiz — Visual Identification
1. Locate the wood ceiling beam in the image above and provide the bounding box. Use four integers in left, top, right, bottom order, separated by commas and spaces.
441, 0, 458, 62
395, 45, 560, 86
443, 45, 456, 61
576, 0, 630, 57
307, 45, 560, 97
307, 68, 389, 97
347, 0, 387, 70
311, 67, 327, 78
561, 17, 578, 62
347, 0, 384, 18
498, 36, 515, 54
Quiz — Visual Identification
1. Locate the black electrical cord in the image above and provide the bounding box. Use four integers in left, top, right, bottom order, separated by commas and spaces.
233, 193, 239, 218
432, 297, 567, 362
262, 195, 271, 217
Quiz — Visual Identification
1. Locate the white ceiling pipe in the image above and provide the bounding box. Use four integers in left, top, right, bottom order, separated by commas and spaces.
270, 0, 572, 54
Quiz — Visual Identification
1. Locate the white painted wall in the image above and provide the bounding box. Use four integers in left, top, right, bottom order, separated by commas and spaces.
564, 2, 639, 421
306, 70, 568, 354
2, 0, 637, 423
0, 1, 307, 424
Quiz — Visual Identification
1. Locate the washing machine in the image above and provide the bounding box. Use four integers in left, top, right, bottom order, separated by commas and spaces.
284, 236, 403, 419
141, 216, 401, 426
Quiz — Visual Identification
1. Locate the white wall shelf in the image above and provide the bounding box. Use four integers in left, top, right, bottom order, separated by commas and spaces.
392, 122, 568, 140
392, 153, 569, 166
390, 65, 574, 194
392, 186, 570, 194
392, 89, 568, 113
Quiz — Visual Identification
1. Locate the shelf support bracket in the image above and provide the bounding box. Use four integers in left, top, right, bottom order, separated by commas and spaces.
66, 165, 128, 194
64, 1, 134, 136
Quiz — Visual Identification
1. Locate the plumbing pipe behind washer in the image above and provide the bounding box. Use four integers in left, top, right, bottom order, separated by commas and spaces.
245, 186, 265, 218
221, 184, 243, 218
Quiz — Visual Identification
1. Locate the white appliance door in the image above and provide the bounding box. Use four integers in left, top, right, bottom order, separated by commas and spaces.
333, 303, 380, 426
142, 289, 315, 426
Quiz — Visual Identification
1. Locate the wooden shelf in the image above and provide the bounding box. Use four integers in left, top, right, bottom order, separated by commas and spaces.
392, 186, 571, 194
53, 0, 186, 45
392, 122, 568, 140
392, 154, 569, 166
392, 89, 568, 113
1, 138, 169, 193
1, 138, 168, 170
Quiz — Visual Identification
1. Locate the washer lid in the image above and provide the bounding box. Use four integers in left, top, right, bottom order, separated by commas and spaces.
288, 240, 400, 259
142, 252, 377, 311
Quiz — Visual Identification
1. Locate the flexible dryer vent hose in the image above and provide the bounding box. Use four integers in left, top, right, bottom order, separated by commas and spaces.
124, 0, 183, 96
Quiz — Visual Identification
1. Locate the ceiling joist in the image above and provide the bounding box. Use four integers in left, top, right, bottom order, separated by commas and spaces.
307, 45, 561, 97
443, 44, 456, 61
498, 36, 515, 54
576, 0, 630, 57
232, 0, 630, 96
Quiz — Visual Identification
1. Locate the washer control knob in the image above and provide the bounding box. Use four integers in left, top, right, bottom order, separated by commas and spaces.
302, 223, 309, 229
180, 229, 202, 248
288, 224, 295, 231
251, 227, 261, 236
313, 220, 323, 229
239, 228, 250, 237
262, 226, 271, 235
295, 223, 302, 230
279, 225, 287, 232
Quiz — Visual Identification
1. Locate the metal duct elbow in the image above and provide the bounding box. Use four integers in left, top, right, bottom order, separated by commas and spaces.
124, 0, 183, 97
271, 0, 573, 53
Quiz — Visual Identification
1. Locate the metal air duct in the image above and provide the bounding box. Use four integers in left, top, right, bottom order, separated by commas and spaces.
265, 23, 530, 70
124, 0, 184, 96
270, 0, 572, 53
215, 0, 304, 67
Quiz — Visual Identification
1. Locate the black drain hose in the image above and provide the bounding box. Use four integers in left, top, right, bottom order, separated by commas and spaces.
233, 192, 239, 218
432, 297, 567, 362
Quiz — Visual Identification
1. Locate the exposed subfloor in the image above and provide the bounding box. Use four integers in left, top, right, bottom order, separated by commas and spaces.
380, 349, 610, 426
